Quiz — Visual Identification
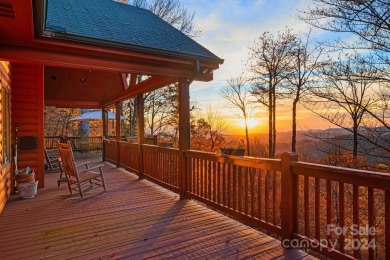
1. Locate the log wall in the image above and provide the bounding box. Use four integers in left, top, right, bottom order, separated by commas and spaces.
0, 61, 12, 214
11, 63, 44, 189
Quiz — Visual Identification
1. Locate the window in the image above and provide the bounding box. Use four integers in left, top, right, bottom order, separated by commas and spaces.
2, 87, 10, 164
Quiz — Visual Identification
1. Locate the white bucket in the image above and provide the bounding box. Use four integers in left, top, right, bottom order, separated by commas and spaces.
17, 181, 39, 199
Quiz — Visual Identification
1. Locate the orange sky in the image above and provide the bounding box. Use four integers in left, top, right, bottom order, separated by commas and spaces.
216, 103, 334, 135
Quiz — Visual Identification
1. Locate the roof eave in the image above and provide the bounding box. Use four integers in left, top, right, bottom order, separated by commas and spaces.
41, 30, 224, 65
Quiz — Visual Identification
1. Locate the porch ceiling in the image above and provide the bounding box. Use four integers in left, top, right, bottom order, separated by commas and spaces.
44, 66, 123, 108
44, 66, 176, 108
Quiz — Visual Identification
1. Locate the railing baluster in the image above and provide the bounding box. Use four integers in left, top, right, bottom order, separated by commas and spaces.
171, 152, 173, 184
213, 161, 217, 202
208, 160, 211, 200
304, 176, 309, 236
188, 157, 192, 193
166, 153, 169, 183
327, 179, 332, 243
250, 168, 255, 217
245, 167, 249, 215
221, 163, 225, 204
187, 156, 191, 192
353, 185, 360, 259
233, 165, 237, 210
315, 177, 320, 241
368, 187, 374, 260
217, 162, 221, 204
171, 153, 174, 185
258, 169, 262, 220
273, 170, 277, 225
339, 182, 345, 254
265, 170, 269, 223
239, 166, 243, 213
196, 158, 200, 195
200, 159, 204, 197
162, 152, 165, 182
228, 164, 231, 208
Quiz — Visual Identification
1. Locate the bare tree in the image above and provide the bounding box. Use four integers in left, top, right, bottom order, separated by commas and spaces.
297, 0, 390, 83
144, 87, 173, 136
204, 105, 226, 152
221, 76, 253, 156
285, 31, 323, 152
248, 28, 296, 158
304, 54, 379, 162
121, 0, 201, 38
297, 0, 390, 53
297, 0, 390, 161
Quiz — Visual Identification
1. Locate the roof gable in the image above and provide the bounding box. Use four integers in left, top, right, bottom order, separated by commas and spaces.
45, 0, 222, 62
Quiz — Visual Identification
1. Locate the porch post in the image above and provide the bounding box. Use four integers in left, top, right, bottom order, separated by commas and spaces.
137, 93, 145, 178
102, 109, 108, 138
102, 108, 107, 161
280, 152, 298, 246
115, 102, 121, 142
179, 78, 190, 199
115, 102, 121, 167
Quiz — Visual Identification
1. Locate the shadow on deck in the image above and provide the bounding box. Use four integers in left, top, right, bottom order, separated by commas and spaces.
0, 161, 315, 259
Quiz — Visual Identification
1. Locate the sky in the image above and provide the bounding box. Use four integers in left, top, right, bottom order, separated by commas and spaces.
178, 0, 341, 134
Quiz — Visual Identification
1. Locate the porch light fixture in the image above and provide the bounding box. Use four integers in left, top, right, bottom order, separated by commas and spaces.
202, 68, 214, 74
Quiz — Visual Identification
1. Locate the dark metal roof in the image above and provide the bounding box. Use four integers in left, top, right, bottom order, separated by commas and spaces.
45, 0, 222, 63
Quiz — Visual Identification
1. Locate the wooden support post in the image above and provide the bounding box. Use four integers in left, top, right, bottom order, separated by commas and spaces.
280, 152, 298, 247
137, 93, 145, 178
102, 109, 108, 138
102, 109, 107, 161
115, 102, 121, 167
179, 78, 190, 199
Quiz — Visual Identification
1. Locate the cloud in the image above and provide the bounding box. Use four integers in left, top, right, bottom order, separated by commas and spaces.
187, 1, 319, 87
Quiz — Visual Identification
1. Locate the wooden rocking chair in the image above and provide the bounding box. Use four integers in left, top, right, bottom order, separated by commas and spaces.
57, 141, 106, 198
44, 147, 67, 187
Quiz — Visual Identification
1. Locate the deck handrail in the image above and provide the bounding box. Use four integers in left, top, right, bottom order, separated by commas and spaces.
103, 141, 390, 260
291, 161, 390, 190
44, 136, 103, 151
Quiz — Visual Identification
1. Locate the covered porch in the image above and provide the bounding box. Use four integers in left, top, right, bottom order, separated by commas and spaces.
1, 1, 390, 259
0, 159, 312, 259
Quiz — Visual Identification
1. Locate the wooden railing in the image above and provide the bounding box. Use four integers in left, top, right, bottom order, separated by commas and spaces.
118, 142, 139, 173
103, 142, 390, 260
142, 145, 180, 193
44, 136, 61, 149
185, 150, 282, 235
103, 139, 118, 164
44, 136, 103, 152
290, 161, 390, 260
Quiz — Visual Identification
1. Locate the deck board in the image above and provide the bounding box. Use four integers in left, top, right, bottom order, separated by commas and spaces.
0, 161, 316, 259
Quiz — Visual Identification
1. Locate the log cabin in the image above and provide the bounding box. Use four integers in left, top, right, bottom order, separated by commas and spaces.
0, 1, 390, 259
0, 0, 223, 212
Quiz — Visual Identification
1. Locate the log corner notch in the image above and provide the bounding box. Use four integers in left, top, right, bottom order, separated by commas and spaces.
178, 78, 191, 200
280, 152, 298, 247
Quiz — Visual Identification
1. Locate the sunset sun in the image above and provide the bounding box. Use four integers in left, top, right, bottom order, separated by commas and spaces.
237, 118, 259, 129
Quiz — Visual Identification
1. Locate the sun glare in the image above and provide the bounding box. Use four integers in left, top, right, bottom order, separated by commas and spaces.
237, 118, 259, 129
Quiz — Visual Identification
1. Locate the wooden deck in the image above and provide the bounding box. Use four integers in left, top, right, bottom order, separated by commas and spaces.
0, 161, 315, 259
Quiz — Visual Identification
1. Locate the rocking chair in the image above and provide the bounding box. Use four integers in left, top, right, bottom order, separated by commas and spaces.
57, 141, 106, 198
